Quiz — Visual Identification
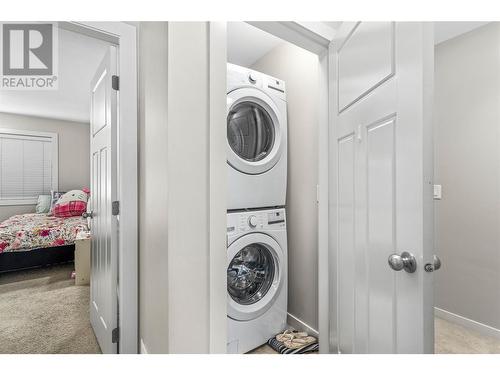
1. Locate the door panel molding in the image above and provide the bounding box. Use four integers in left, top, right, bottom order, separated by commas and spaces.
338, 22, 395, 113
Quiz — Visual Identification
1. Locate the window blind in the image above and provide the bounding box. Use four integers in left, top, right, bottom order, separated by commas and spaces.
0, 130, 57, 203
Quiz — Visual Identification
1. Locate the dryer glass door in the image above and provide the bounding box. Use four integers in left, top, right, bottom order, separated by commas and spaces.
227, 102, 275, 163
227, 243, 275, 305
227, 87, 285, 175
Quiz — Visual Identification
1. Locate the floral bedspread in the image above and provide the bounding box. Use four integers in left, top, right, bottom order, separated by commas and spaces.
0, 213, 88, 253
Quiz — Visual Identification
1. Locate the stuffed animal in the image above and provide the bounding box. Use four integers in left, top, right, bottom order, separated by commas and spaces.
53, 189, 89, 218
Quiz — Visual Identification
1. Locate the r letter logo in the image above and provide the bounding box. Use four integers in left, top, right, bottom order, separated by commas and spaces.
0, 22, 58, 90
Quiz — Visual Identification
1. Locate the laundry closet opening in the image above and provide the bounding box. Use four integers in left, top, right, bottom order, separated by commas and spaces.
226, 22, 320, 354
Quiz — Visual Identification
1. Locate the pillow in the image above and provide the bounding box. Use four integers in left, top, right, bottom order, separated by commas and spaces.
53, 190, 89, 218
49, 190, 66, 213
36, 195, 51, 214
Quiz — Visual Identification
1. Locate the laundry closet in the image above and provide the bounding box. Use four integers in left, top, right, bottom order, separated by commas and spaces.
226, 22, 320, 353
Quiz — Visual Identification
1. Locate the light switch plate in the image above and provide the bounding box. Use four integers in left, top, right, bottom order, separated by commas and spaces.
433, 184, 442, 200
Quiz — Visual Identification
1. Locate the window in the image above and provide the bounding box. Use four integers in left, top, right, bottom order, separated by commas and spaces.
0, 128, 58, 205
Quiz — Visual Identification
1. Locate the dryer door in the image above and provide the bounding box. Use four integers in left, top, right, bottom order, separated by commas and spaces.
227, 87, 285, 175
227, 232, 285, 321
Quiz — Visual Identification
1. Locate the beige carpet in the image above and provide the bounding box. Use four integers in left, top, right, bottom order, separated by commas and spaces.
435, 317, 500, 354
0, 263, 101, 354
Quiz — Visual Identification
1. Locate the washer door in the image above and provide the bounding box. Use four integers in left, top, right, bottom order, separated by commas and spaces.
227, 232, 284, 321
227, 87, 284, 175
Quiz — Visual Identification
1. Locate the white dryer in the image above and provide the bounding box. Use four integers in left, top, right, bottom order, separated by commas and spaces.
226, 208, 287, 354
227, 63, 287, 210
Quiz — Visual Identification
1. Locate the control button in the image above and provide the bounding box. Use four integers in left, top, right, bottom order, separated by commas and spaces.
248, 73, 257, 84
248, 215, 258, 228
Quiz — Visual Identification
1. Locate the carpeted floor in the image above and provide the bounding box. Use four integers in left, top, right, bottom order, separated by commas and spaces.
0, 263, 101, 354
2, 264, 500, 354
435, 317, 500, 354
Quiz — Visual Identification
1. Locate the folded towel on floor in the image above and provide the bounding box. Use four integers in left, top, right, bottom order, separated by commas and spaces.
267, 330, 319, 354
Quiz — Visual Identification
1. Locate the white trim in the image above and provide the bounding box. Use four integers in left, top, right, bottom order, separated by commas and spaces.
247, 22, 330, 55
239, 21, 332, 354
208, 21, 228, 354
295, 22, 338, 41
0, 128, 58, 139
287, 312, 319, 337
140, 338, 149, 354
0, 110, 91, 125
434, 307, 500, 340
65, 21, 138, 354
318, 45, 333, 354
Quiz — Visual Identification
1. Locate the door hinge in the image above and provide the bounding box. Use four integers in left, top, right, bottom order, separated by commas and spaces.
112, 75, 119, 91
112, 327, 119, 343
112, 201, 120, 216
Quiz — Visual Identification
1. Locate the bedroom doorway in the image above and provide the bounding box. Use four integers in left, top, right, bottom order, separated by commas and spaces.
0, 22, 138, 354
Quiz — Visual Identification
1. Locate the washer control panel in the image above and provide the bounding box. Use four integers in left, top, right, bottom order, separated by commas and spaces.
248, 215, 258, 227
227, 208, 286, 235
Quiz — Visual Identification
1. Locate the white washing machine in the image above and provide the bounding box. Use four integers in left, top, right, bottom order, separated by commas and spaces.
227, 63, 287, 210
226, 208, 287, 354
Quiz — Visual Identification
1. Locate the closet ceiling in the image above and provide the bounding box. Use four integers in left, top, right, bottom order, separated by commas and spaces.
228, 22, 492, 68
434, 22, 490, 45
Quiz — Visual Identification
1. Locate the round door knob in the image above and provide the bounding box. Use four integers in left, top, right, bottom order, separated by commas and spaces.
248, 215, 258, 228
388, 254, 404, 271
82, 211, 94, 219
388, 251, 417, 273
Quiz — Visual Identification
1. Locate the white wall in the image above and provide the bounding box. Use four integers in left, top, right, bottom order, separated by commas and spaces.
138, 22, 227, 354
138, 21, 169, 354
252, 43, 319, 332
0, 112, 90, 222
434, 23, 500, 330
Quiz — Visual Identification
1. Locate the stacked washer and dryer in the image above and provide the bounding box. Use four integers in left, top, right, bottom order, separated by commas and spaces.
226, 63, 288, 354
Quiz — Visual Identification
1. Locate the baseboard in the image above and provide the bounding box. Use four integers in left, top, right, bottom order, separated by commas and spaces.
434, 307, 500, 340
140, 338, 149, 354
287, 312, 319, 337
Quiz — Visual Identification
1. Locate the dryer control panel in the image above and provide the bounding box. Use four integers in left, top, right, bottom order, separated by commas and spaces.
227, 208, 286, 235
227, 63, 286, 101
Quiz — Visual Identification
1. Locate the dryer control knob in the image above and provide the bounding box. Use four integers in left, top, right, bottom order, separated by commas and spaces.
248, 215, 258, 228
248, 73, 257, 84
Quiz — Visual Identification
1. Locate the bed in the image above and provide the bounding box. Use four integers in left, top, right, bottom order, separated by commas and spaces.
0, 213, 89, 273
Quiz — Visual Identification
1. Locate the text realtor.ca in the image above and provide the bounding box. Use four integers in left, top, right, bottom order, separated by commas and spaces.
2, 76, 57, 88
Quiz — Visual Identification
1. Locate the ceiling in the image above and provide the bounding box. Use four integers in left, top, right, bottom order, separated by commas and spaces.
434, 22, 490, 45
0, 27, 110, 123
1, 22, 490, 124
228, 22, 492, 69
227, 22, 285, 67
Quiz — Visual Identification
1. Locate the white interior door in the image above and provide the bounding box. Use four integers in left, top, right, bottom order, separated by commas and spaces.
89, 46, 118, 354
331, 22, 434, 353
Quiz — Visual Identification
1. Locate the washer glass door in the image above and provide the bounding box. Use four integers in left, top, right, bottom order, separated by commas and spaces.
226, 232, 284, 321
227, 243, 275, 305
